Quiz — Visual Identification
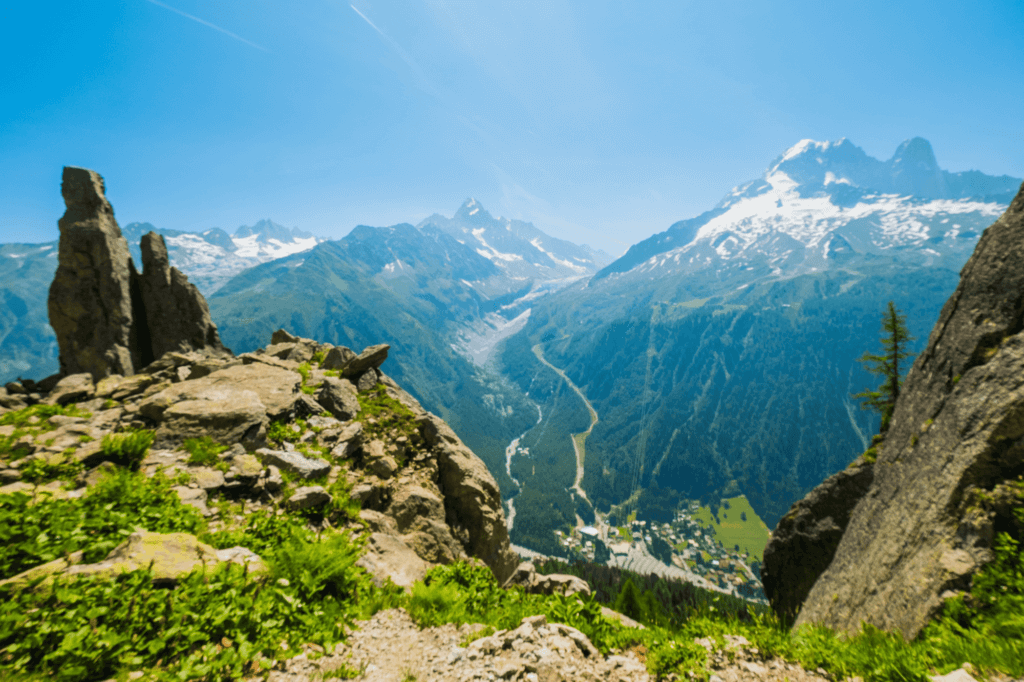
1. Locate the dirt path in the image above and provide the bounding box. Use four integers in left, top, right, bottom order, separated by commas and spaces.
532, 343, 598, 502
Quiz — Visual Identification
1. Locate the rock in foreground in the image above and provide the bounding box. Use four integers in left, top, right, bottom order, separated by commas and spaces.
766, 180, 1024, 638
47, 166, 227, 381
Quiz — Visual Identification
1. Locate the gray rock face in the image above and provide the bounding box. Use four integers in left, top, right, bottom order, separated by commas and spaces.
46, 167, 230, 380
761, 456, 874, 621
787, 181, 1024, 638
425, 413, 520, 584
46, 373, 96, 406
48, 167, 137, 379
317, 376, 360, 420
137, 232, 228, 363
286, 485, 332, 510
256, 448, 330, 480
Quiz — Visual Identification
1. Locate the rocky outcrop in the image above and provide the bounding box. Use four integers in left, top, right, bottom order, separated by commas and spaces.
771, 180, 1024, 638
47, 167, 227, 381
137, 232, 228, 364
6, 320, 520, 588
761, 455, 873, 621
503, 561, 592, 598
48, 167, 137, 379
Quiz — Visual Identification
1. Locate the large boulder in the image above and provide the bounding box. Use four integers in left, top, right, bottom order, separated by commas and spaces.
317, 376, 360, 420
47, 167, 137, 379
141, 363, 301, 423
137, 232, 228, 362
783, 181, 1024, 638
0, 531, 266, 589
156, 388, 267, 448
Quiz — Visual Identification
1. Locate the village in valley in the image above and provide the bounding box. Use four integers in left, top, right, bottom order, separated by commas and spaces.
554, 496, 769, 604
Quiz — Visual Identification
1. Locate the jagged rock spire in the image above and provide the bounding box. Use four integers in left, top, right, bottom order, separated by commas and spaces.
48, 167, 137, 379
47, 166, 229, 380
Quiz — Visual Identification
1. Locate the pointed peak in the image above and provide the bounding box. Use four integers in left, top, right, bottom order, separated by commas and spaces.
890, 137, 938, 167
455, 197, 492, 221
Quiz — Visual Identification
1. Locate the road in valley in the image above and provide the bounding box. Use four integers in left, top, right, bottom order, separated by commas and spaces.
531, 343, 597, 502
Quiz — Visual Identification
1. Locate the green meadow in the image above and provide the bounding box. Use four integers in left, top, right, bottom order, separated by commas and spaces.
692, 495, 772, 561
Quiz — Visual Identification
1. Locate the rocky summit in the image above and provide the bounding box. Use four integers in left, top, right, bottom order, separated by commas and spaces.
763, 178, 1024, 638
0, 325, 519, 587
47, 166, 226, 382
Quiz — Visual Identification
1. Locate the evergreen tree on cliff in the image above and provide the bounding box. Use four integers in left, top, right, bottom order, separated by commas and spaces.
853, 300, 915, 432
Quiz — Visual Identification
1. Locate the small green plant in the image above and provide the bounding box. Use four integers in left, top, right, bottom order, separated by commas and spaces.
19, 456, 84, 485
0, 404, 93, 460
357, 386, 420, 446
182, 435, 228, 467
102, 398, 117, 409
863, 447, 878, 464
312, 350, 326, 365
952, 374, 961, 385
99, 429, 154, 468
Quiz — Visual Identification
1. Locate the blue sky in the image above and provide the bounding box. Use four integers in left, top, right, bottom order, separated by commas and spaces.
2, 1, 1022, 255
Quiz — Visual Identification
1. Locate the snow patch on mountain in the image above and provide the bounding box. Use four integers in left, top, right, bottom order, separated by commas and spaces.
121, 220, 323, 295
599, 137, 1021, 283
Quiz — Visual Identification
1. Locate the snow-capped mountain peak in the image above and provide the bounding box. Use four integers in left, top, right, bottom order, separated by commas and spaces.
121, 220, 322, 294
596, 137, 1022, 282
418, 200, 611, 281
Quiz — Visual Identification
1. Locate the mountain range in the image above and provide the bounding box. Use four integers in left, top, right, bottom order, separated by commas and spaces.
489, 137, 1021, 554
2, 137, 1019, 568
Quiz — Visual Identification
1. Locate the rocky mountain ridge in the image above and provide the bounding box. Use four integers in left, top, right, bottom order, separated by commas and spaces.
763, 178, 1024, 639
419, 198, 612, 283
597, 137, 1019, 283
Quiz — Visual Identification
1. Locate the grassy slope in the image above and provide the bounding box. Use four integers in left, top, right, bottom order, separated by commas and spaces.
692, 495, 772, 562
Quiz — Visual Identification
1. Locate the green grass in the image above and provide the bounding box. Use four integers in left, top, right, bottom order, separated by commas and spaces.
182, 435, 228, 468
692, 495, 771, 561
356, 385, 421, 449
0, 404, 93, 461
99, 429, 154, 469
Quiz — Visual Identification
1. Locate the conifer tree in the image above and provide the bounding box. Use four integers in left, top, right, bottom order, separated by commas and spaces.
853, 300, 916, 432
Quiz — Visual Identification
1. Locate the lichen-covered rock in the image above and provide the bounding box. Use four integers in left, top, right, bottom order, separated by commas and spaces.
789, 180, 1024, 639
47, 167, 137, 379
0, 531, 266, 589
256, 448, 330, 480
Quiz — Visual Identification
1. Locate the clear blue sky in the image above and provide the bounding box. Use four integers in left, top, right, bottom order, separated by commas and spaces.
2, 1, 1022, 255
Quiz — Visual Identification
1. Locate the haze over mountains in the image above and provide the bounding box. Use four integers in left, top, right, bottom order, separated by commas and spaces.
2, 136, 1019, 570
